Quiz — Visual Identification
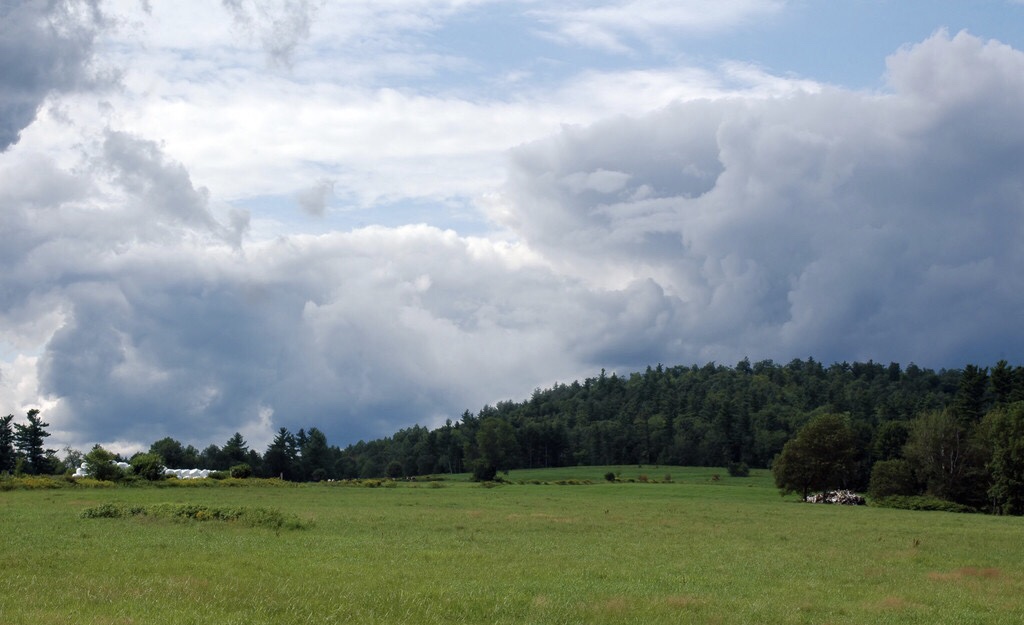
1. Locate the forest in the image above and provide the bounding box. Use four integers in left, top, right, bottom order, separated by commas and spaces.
4, 357, 1024, 513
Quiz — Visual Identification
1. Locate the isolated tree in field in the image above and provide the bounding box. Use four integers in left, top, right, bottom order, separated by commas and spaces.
13, 409, 54, 475
772, 413, 857, 499
0, 414, 15, 473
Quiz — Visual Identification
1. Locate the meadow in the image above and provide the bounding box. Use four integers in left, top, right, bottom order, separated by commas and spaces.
1, 466, 1022, 624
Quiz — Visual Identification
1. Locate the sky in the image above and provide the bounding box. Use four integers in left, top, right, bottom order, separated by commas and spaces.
2, 0, 1024, 454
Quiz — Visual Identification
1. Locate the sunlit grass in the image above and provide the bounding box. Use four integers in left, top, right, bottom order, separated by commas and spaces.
1, 467, 1022, 624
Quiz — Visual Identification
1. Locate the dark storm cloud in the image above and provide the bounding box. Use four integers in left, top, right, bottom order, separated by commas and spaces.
0, 0, 105, 150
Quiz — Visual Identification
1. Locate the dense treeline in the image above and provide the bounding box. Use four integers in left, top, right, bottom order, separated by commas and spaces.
5, 358, 1024, 512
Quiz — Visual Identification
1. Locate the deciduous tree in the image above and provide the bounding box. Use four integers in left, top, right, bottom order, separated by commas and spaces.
772, 413, 857, 499
84, 445, 124, 482
985, 402, 1024, 515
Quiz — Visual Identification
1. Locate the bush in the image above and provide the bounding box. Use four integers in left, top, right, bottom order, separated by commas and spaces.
229, 463, 253, 479
870, 495, 976, 514
471, 461, 497, 482
80, 502, 312, 529
84, 446, 125, 482
0, 476, 65, 490
130, 453, 166, 481
727, 462, 750, 477
604, 471, 616, 482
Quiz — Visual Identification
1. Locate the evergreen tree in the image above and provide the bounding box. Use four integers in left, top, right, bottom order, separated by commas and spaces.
263, 427, 298, 480
222, 432, 249, 466
13, 409, 54, 475
0, 414, 15, 473
301, 427, 332, 480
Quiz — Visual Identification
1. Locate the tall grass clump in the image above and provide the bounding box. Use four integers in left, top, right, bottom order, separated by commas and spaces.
80, 502, 312, 530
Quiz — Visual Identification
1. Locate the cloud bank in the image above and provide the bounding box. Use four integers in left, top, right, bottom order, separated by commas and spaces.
2, 20, 1023, 453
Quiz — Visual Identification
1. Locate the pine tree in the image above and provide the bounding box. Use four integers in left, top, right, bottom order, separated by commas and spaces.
0, 414, 15, 473
13, 409, 54, 475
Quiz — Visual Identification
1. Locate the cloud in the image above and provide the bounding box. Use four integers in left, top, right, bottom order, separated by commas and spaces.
221, 0, 322, 67
531, 0, 785, 54
4, 28, 1024, 455
0, 0, 106, 151
496, 30, 1024, 366
295, 178, 334, 216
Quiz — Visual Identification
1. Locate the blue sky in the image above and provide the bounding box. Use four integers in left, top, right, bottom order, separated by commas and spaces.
2, 0, 1024, 454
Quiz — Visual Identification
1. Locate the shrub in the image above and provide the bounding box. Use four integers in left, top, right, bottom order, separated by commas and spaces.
870, 495, 976, 514
84, 446, 125, 482
727, 462, 750, 477
0, 475, 65, 490
80, 502, 312, 529
471, 461, 497, 482
604, 471, 616, 482
229, 463, 253, 479
130, 453, 166, 481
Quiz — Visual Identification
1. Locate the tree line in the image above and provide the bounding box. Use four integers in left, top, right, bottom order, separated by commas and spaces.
5, 358, 1024, 512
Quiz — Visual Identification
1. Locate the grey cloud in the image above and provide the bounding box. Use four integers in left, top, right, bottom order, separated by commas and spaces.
37, 225, 592, 448
295, 178, 334, 216
99, 130, 248, 245
499, 30, 1024, 369
222, 0, 321, 67
0, 0, 105, 150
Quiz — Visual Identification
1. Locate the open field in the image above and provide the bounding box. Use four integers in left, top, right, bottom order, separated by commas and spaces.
2, 466, 1023, 624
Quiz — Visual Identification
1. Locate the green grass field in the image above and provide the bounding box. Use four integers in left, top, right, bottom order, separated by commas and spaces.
2, 466, 1022, 624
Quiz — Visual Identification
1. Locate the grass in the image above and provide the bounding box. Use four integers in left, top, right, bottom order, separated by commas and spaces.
1, 466, 1022, 624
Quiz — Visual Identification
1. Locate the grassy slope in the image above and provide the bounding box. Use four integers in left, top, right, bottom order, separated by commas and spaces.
1, 467, 1022, 624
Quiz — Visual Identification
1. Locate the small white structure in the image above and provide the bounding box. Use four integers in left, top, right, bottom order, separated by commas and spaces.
163, 467, 211, 479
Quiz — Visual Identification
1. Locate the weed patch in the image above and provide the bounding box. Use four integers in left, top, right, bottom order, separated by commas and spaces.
0, 476, 65, 490
80, 502, 312, 530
